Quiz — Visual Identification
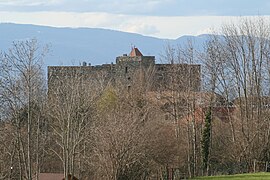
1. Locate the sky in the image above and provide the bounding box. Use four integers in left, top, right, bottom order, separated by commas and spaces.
0, 0, 269, 39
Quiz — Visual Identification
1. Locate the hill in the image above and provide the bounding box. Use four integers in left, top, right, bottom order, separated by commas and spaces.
0, 23, 209, 66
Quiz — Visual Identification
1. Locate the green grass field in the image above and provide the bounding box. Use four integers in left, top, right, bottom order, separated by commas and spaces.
193, 172, 270, 179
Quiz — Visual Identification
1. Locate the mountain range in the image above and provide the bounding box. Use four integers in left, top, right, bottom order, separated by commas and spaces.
0, 23, 209, 66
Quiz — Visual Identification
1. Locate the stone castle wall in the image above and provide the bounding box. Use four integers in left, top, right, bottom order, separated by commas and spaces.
48, 50, 201, 92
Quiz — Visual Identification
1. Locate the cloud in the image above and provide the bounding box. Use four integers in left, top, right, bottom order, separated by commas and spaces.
0, 0, 63, 6
0, 11, 270, 39
123, 23, 159, 35
0, 0, 173, 14
87, 0, 172, 14
1, 0, 269, 16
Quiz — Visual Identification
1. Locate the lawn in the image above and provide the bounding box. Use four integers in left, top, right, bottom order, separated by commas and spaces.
193, 172, 270, 179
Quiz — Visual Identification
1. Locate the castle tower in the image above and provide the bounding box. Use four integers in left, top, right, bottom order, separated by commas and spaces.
115, 47, 155, 86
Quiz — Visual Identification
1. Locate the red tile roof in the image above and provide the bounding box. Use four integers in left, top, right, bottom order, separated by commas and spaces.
37, 173, 79, 180
129, 47, 143, 57
181, 106, 235, 124
38, 173, 64, 180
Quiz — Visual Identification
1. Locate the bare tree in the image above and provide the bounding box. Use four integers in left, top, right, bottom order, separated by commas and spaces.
0, 39, 47, 179
160, 41, 203, 178
199, 17, 270, 174
48, 67, 102, 180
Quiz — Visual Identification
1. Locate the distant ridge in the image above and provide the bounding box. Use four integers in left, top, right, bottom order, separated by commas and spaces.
0, 23, 210, 66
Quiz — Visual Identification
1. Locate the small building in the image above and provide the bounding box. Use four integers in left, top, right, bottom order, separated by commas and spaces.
36, 173, 79, 180
37, 173, 64, 180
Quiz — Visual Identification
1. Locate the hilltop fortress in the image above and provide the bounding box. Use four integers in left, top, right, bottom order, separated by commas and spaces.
48, 47, 201, 91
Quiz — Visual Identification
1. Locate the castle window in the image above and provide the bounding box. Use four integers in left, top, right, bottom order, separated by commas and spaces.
157, 67, 164, 71
125, 67, 128, 73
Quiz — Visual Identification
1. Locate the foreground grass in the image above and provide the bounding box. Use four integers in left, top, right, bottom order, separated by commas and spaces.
193, 172, 270, 179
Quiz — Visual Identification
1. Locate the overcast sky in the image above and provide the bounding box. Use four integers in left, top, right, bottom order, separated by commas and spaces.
0, 0, 269, 39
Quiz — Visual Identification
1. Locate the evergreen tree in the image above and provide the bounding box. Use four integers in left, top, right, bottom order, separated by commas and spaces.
201, 108, 212, 174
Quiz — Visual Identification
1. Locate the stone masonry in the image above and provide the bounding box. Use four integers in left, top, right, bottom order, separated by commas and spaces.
48, 47, 201, 92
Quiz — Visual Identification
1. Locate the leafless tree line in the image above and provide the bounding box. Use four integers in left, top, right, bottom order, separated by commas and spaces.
0, 17, 270, 179
0, 40, 177, 179
156, 16, 270, 178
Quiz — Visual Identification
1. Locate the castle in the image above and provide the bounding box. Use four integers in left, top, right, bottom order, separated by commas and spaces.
48, 47, 201, 91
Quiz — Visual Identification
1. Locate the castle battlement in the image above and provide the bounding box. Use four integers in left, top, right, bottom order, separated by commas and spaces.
48, 47, 201, 92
